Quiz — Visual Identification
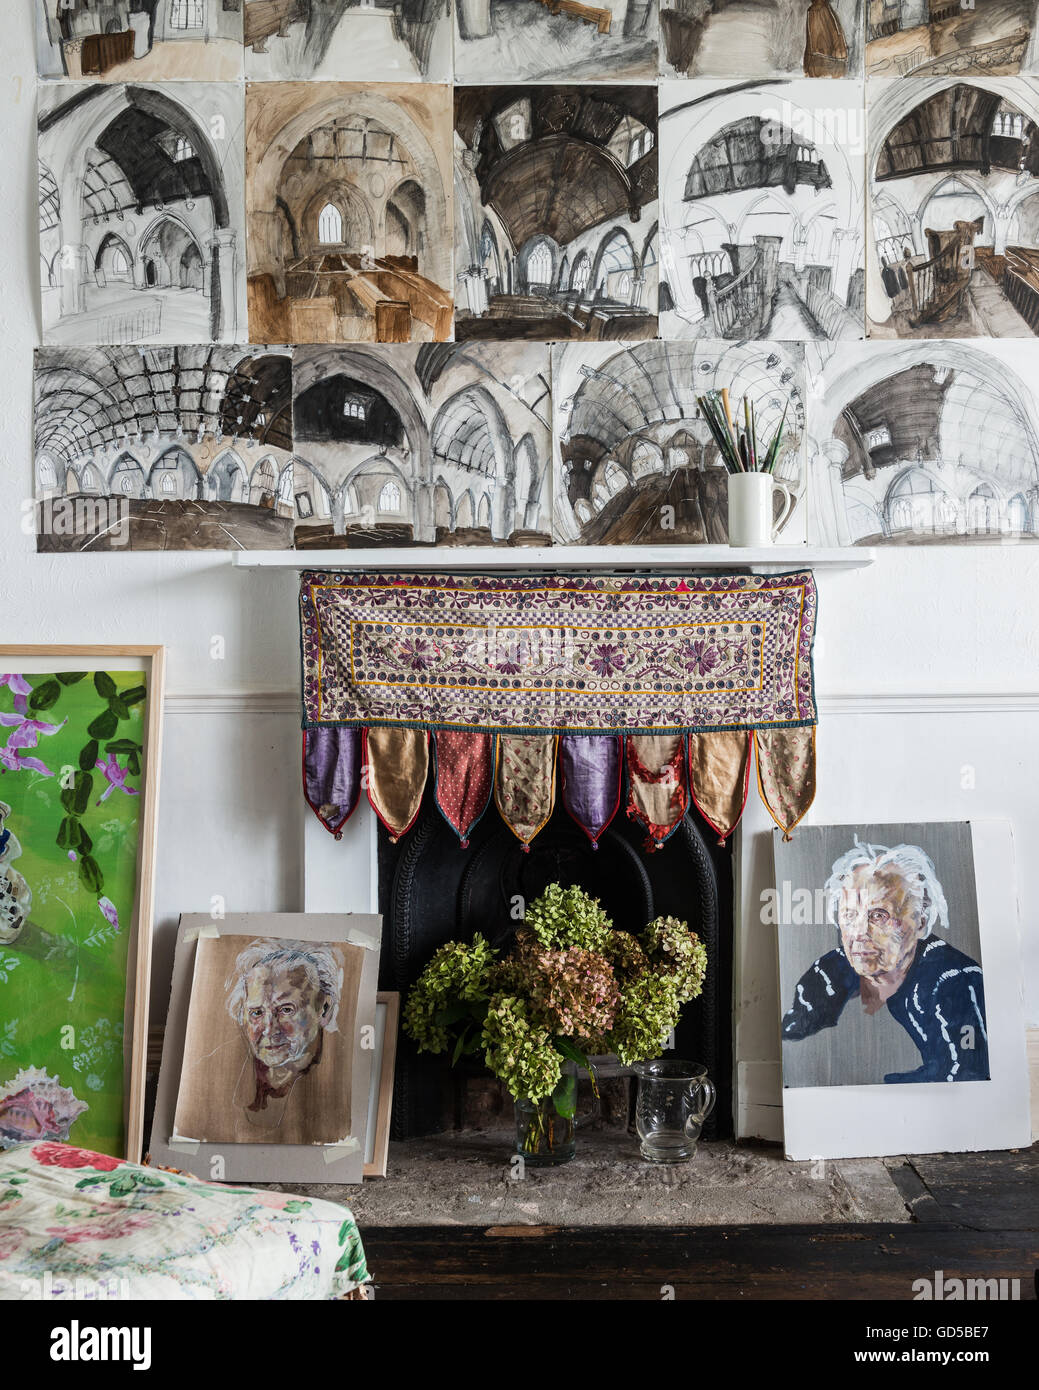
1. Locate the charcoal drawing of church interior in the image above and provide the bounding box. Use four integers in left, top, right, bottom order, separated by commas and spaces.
868, 79, 1039, 338
291, 344, 552, 548
38, 82, 246, 346
865, 0, 1039, 78
660, 0, 862, 79
809, 341, 1039, 543
243, 0, 451, 82
453, 0, 658, 83
552, 339, 805, 544
33, 345, 296, 551
659, 81, 865, 342
454, 87, 659, 342
246, 83, 454, 346
36, 0, 243, 81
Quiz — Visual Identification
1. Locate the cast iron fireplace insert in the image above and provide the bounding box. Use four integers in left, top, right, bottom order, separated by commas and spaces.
377, 785, 734, 1141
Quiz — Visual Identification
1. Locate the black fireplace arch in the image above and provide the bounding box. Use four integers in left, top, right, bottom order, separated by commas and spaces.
379, 785, 733, 1141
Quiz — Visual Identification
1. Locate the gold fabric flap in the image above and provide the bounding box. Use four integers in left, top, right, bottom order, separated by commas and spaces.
688, 730, 752, 844
365, 727, 430, 840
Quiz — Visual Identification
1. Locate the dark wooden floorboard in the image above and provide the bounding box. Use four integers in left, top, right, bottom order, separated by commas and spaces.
363, 1224, 1039, 1300
893, 1148, 1039, 1231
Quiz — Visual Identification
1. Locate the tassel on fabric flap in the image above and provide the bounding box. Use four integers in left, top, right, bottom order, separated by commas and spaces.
364, 727, 430, 842
495, 734, 558, 851
433, 730, 494, 848
559, 734, 623, 849
688, 730, 752, 845
302, 727, 362, 838
754, 727, 817, 840
626, 734, 688, 852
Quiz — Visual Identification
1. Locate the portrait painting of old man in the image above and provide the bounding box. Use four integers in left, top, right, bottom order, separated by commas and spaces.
774, 823, 990, 1089
173, 933, 367, 1145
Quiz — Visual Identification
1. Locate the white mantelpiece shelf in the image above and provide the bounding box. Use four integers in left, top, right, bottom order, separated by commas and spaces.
231, 546, 875, 573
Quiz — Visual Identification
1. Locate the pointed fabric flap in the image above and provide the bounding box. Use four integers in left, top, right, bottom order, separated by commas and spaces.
688, 730, 752, 846
364, 727, 430, 842
495, 734, 558, 851
302, 727, 362, 837
754, 727, 817, 840
559, 734, 622, 849
434, 730, 494, 847
626, 734, 688, 851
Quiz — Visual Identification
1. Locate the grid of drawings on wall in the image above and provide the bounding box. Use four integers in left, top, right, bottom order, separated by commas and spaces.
807, 338, 1039, 544
31, 4, 1039, 551
33, 345, 295, 551
454, 85, 659, 343
291, 343, 552, 549
552, 339, 805, 544
38, 81, 246, 348
659, 79, 866, 343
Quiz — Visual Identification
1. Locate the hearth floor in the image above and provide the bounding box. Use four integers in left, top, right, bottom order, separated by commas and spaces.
290, 1131, 913, 1227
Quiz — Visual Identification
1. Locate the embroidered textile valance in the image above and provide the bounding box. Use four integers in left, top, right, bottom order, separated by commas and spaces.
298, 571, 819, 851
299, 569, 818, 735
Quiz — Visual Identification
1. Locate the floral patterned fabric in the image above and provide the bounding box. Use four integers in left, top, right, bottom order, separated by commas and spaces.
299, 570, 818, 735
754, 727, 818, 840
495, 734, 557, 848
0, 1142, 368, 1301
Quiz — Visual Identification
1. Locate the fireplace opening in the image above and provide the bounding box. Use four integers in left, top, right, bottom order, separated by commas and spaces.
377, 785, 734, 1141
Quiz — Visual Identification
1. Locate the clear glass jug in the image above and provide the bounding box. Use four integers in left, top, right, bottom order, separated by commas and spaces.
632, 1060, 716, 1163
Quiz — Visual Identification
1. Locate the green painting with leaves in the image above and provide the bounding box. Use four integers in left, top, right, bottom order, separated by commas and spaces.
0, 670, 147, 1157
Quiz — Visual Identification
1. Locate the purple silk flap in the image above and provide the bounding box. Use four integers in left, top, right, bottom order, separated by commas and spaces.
559, 735, 622, 848
302, 727, 361, 836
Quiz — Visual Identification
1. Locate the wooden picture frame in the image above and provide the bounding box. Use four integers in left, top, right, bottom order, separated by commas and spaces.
0, 645, 165, 1164
364, 992, 399, 1179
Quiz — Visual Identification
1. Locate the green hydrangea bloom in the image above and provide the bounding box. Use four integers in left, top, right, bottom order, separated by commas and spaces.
603, 929, 649, 981
642, 915, 708, 1003
482, 994, 563, 1102
402, 933, 495, 1054
524, 883, 613, 953
606, 972, 683, 1067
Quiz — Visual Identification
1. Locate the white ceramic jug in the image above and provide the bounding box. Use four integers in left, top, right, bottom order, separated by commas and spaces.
727, 472, 797, 547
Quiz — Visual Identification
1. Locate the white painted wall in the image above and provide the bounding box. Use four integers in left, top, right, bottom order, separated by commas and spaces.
3, 9, 1036, 1127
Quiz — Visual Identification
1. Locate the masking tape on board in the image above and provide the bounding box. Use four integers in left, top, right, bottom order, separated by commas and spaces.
183, 924, 221, 943
323, 1138, 360, 1164
345, 929, 379, 951
169, 1139, 200, 1154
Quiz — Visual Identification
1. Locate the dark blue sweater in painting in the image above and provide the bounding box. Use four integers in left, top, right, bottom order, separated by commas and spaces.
782, 936, 989, 1083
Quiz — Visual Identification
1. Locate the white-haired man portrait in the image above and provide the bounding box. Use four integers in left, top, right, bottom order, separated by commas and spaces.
782, 840, 989, 1083
225, 938, 344, 1116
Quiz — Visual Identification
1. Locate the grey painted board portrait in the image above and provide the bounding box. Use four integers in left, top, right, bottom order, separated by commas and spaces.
775, 822, 989, 1089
